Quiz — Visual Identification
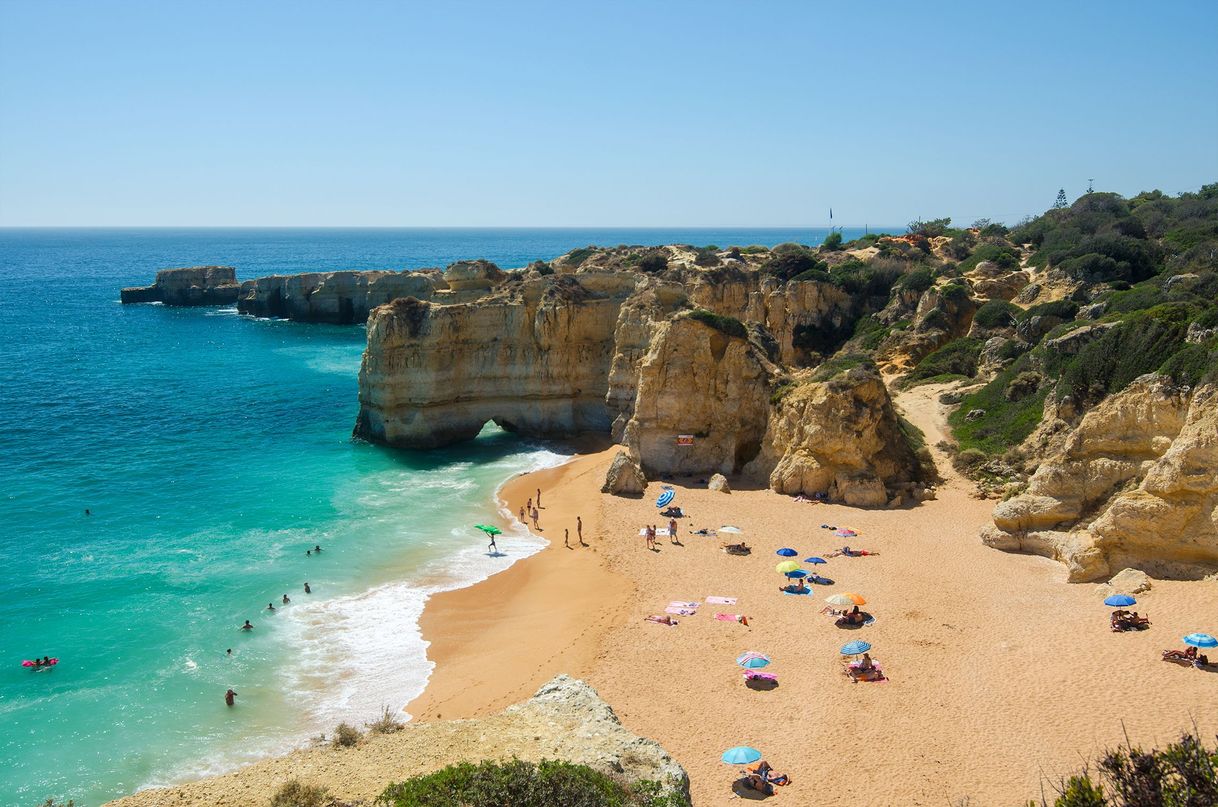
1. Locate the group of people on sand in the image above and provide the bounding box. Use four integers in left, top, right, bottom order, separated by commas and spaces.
643, 519, 678, 551
739, 759, 790, 795
517, 489, 587, 552
1162, 646, 1212, 669
1110, 609, 1150, 632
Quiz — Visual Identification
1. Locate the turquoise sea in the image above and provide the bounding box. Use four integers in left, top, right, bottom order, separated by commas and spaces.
0, 227, 871, 805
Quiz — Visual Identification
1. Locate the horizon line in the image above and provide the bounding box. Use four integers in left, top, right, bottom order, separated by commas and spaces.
0, 224, 903, 231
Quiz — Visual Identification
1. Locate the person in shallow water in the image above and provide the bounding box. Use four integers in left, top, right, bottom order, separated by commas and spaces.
314, 545, 322, 553
281, 594, 290, 605
488, 531, 498, 553
225, 689, 237, 707
241, 620, 253, 631
304, 582, 311, 594
226, 648, 232, 656
266, 602, 275, 611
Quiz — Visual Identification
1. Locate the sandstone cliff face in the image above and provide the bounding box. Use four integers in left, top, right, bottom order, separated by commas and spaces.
983, 376, 1218, 581
237, 270, 439, 323
623, 316, 774, 477
747, 368, 925, 506
354, 275, 639, 448
121, 266, 240, 306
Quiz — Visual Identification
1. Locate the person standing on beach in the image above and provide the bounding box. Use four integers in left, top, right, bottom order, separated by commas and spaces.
519, 505, 525, 523
536, 488, 542, 507
577, 516, 584, 545
526, 497, 532, 514
564, 528, 570, 548
668, 518, 678, 544
531, 508, 540, 530
225, 689, 237, 707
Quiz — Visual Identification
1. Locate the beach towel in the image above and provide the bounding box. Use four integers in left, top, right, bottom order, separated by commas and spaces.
715, 613, 743, 622
669, 601, 699, 609
666, 606, 697, 616
706, 596, 737, 605
781, 588, 811, 596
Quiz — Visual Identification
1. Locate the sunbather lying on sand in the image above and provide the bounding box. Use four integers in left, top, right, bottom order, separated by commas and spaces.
722, 542, 751, 555
645, 614, 677, 626
836, 606, 868, 626
1162, 647, 1210, 668
827, 546, 879, 558
1111, 610, 1150, 631
780, 580, 809, 594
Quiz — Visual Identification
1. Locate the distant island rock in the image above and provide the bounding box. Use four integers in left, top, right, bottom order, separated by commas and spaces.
121, 266, 240, 306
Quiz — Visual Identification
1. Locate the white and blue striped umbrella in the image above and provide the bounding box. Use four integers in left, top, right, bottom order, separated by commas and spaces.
1184, 633, 1217, 648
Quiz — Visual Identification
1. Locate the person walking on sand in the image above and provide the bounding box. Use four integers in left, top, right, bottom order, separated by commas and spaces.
577, 516, 585, 546
531, 508, 540, 530
526, 497, 532, 514
225, 688, 237, 707
536, 488, 542, 508
668, 518, 678, 544
519, 505, 525, 523
304, 582, 311, 594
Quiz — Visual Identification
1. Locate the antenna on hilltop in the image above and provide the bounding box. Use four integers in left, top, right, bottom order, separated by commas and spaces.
1087, 178, 1095, 194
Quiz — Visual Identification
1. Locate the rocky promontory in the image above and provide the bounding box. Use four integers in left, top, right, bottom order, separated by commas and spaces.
354, 245, 936, 503
106, 675, 689, 807
121, 266, 240, 306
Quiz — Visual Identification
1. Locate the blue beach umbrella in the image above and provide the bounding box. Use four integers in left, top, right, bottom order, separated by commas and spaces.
784, 570, 808, 579
721, 746, 762, 765
1104, 594, 1136, 607
1184, 633, 1218, 648
805, 556, 827, 565
656, 489, 675, 508
840, 640, 872, 656
776, 548, 798, 557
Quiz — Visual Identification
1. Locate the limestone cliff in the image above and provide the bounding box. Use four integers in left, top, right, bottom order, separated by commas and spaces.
748, 367, 928, 506
982, 376, 1218, 581
354, 273, 641, 448
121, 266, 240, 306
237, 269, 440, 323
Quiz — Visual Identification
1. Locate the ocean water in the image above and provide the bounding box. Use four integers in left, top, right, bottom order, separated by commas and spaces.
0, 227, 874, 805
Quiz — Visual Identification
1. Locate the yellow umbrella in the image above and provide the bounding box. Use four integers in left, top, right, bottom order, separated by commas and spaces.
775, 560, 801, 574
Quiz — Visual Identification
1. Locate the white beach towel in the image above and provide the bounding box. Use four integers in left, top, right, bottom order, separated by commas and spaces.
706, 596, 737, 605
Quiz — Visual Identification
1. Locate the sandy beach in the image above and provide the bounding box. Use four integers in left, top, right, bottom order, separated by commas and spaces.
109, 384, 1217, 807
409, 382, 1218, 805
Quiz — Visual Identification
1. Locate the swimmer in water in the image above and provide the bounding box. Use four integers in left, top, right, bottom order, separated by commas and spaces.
304, 582, 311, 594
306, 549, 311, 556
282, 594, 290, 605
314, 545, 322, 553
267, 602, 275, 611
225, 689, 237, 707
241, 620, 253, 631
226, 648, 232, 656
85, 509, 91, 516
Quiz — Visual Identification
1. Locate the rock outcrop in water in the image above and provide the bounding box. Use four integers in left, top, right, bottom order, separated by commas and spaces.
355, 246, 934, 504
121, 266, 240, 306
106, 675, 689, 807
236, 269, 439, 323
981, 376, 1218, 581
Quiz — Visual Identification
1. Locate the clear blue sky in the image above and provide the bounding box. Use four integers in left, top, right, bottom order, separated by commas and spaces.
1, 0, 1215, 227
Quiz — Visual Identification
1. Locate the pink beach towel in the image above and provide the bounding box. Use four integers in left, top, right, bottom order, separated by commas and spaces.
715, 613, 743, 622
706, 596, 737, 605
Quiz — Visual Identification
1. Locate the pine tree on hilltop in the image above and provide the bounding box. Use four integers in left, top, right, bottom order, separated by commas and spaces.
1054, 188, 1068, 209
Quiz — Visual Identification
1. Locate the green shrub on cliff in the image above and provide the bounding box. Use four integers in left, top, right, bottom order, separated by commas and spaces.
378, 759, 690, 807
686, 309, 747, 339
903, 338, 983, 386
973, 299, 1019, 329
269, 779, 331, 807
762, 244, 826, 282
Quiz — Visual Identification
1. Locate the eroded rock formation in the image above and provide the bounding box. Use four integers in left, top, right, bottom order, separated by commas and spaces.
355, 251, 932, 505
121, 266, 240, 306
982, 376, 1218, 581
237, 270, 439, 323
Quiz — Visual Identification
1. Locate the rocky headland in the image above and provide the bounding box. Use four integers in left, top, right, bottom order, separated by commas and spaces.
121, 265, 240, 305
106, 675, 689, 807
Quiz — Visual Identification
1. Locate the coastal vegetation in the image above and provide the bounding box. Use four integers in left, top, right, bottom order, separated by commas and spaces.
269, 779, 333, 807
376, 759, 690, 807
1025, 731, 1217, 807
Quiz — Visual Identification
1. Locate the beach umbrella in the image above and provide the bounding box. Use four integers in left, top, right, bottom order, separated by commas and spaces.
719, 525, 743, 534
775, 548, 798, 557
736, 651, 771, 669
1184, 633, 1218, 648
784, 570, 808, 579
656, 489, 675, 508
721, 746, 762, 765
474, 524, 502, 536
775, 560, 801, 574
804, 556, 827, 565
1103, 594, 1136, 607
834, 529, 857, 537
840, 640, 872, 656
825, 593, 865, 608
